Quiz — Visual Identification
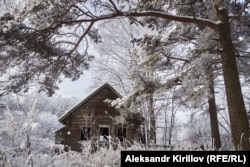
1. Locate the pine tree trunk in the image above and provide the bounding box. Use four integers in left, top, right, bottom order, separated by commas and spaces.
216, 8, 250, 150
208, 74, 221, 149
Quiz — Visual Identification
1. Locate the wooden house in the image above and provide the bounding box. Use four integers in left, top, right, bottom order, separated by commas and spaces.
55, 83, 142, 151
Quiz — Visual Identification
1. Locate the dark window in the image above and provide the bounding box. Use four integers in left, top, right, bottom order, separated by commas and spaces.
118, 128, 126, 141
81, 127, 91, 140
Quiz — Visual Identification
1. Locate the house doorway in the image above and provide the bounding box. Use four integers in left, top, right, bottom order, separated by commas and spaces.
99, 126, 109, 141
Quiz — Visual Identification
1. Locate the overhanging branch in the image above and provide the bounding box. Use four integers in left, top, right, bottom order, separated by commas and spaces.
59, 11, 219, 32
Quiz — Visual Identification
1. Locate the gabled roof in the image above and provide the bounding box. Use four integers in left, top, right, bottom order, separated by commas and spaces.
58, 83, 121, 123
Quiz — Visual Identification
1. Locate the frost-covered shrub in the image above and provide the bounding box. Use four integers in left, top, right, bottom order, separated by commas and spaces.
1, 134, 230, 167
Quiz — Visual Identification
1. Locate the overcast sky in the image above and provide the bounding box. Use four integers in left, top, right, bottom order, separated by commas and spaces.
56, 70, 93, 99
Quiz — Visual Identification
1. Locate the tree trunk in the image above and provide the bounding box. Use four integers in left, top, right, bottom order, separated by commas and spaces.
168, 102, 175, 146
148, 92, 156, 144
208, 74, 221, 149
216, 8, 250, 150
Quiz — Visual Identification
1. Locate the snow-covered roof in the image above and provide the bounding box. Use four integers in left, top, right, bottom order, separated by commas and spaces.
58, 83, 121, 123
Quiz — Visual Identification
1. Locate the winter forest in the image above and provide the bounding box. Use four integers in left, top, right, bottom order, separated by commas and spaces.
0, 0, 250, 166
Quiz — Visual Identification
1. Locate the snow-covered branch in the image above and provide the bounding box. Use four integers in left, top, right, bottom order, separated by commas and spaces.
56, 11, 218, 32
